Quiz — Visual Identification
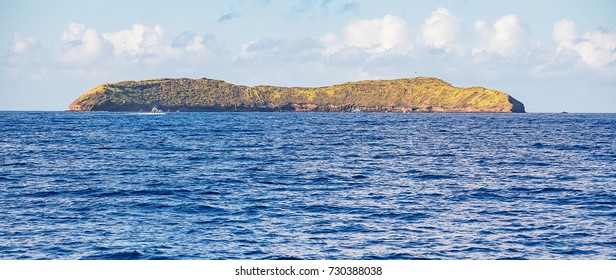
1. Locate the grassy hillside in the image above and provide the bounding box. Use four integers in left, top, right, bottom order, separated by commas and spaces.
68, 77, 525, 113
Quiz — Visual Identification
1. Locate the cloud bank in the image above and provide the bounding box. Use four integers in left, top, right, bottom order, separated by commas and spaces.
5, 7, 615, 78
553, 19, 616, 69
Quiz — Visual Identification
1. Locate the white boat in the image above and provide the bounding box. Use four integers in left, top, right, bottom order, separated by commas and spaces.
152, 107, 167, 114
136, 107, 165, 115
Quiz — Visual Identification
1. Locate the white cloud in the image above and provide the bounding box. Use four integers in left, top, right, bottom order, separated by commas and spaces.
11, 34, 40, 55
57, 23, 105, 65
320, 32, 345, 57
55, 22, 202, 67
419, 7, 465, 54
553, 20, 578, 44
343, 15, 411, 54
320, 15, 411, 57
102, 23, 179, 64
472, 14, 531, 57
2, 34, 45, 77
6, 34, 43, 66
553, 20, 616, 69
5, 22, 219, 79
93, 23, 216, 66
172, 32, 212, 54
234, 39, 260, 60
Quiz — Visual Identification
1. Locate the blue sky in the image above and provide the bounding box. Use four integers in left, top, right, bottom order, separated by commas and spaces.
1, 0, 615, 112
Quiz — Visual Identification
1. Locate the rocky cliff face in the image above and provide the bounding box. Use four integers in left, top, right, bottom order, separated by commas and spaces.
68, 77, 525, 113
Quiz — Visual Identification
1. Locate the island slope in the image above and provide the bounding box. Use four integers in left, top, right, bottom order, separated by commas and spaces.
68, 77, 525, 113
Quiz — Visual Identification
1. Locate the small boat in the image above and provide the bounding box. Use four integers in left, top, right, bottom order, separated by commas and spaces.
137, 106, 165, 115
151, 107, 168, 114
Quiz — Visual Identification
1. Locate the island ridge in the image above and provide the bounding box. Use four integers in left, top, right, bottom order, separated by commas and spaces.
68, 77, 525, 113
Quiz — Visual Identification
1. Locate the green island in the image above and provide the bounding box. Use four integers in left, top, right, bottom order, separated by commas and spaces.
68, 77, 525, 113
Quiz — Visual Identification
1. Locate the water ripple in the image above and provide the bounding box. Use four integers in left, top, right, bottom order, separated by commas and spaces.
0, 112, 615, 259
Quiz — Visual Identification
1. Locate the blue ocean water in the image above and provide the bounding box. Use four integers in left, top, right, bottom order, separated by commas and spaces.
0, 111, 614, 259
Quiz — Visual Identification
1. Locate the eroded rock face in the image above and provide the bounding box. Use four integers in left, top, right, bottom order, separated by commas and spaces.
68, 77, 525, 113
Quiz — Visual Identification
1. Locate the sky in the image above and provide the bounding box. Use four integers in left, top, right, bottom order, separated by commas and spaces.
1, 0, 615, 112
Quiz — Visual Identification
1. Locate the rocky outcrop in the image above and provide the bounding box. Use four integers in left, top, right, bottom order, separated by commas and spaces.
69, 77, 525, 113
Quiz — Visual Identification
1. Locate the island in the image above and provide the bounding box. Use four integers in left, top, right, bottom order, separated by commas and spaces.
68, 77, 525, 113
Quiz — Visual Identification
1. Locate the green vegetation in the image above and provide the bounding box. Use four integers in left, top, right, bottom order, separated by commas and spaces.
68, 77, 525, 112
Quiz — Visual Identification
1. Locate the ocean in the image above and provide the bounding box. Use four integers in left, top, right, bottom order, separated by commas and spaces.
0, 111, 614, 259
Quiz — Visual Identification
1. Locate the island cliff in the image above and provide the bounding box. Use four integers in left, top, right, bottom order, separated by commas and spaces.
68, 77, 525, 113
